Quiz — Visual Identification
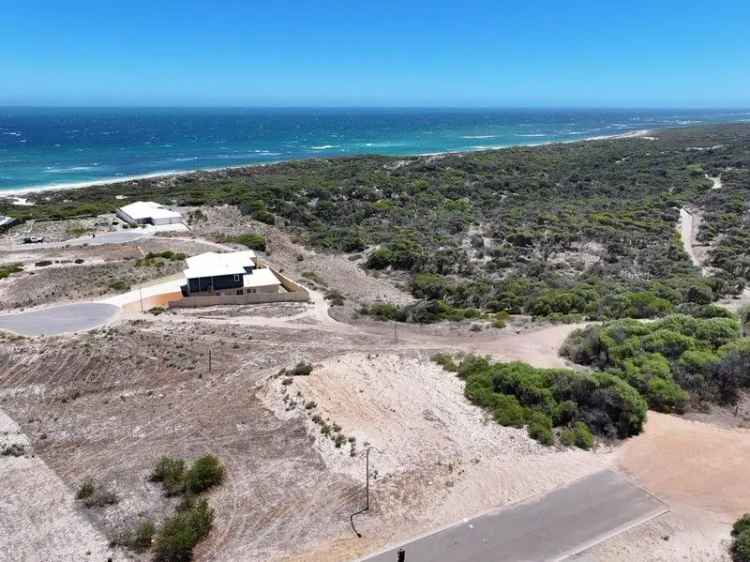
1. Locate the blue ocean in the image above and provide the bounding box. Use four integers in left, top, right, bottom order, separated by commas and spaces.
1, 107, 749, 192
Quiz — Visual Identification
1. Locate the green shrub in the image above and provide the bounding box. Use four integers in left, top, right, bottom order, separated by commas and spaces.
440, 355, 646, 444
153, 498, 214, 562
527, 411, 554, 445
492, 394, 528, 427
559, 428, 576, 447
734, 528, 750, 562
75, 478, 118, 508
234, 233, 266, 251
184, 455, 225, 495
0, 263, 23, 280
288, 362, 313, 376
112, 520, 156, 553
108, 280, 130, 292
150, 457, 187, 496
646, 377, 689, 413
132, 520, 156, 552
76, 478, 95, 500
572, 421, 594, 449
734, 514, 750, 538
431, 353, 459, 372
562, 313, 746, 408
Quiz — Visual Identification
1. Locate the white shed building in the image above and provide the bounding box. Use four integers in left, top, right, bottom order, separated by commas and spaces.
116, 201, 183, 226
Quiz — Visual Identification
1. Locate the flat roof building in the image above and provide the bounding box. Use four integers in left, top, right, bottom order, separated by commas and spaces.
181, 251, 281, 296
116, 201, 183, 226
0, 215, 16, 230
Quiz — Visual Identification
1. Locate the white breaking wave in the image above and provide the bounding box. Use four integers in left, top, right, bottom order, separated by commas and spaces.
461, 135, 498, 139
43, 165, 100, 174
310, 145, 337, 150
517, 133, 547, 137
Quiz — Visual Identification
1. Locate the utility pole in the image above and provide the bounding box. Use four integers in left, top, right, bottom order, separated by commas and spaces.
349, 447, 371, 538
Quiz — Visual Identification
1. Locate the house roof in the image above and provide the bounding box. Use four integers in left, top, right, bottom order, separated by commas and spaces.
243, 268, 281, 288
118, 201, 182, 221
184, 251, 257, 279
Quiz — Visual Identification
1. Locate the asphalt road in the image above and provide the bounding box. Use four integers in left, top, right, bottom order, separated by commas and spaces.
65, 231, 148, 246
0, 303, 119, 336
359, 470, 666, 562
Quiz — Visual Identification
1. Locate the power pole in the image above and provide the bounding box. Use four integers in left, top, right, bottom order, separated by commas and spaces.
349, 447, 371, 538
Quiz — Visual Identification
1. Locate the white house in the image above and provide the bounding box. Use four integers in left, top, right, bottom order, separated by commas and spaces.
0, 215, 16, 230
181, 251, 281, 296
116, 201, 183, 226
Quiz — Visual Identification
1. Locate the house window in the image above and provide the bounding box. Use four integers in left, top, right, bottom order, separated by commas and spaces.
236, 289, 243, 295
233, 274, 240, 282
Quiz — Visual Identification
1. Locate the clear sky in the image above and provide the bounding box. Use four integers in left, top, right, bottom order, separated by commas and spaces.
2, 0, 749, 108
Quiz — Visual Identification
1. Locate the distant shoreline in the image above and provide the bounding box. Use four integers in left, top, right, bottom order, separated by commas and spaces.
0, 129, 653, 199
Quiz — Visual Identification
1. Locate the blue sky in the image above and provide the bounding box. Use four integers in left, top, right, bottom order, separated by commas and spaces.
2, 0, 749, 107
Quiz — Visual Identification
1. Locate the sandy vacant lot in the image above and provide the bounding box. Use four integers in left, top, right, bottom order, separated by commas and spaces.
262, 351, 612, 562
573, 412, 750, 562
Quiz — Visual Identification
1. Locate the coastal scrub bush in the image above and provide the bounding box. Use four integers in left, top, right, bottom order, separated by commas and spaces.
289, 362, 313, 376
211, 232, 267, 251
733, 514, 750, 562
112, 520, 156, 553
150, 457, 187, 496
153, 498, 214, 562
184, 455, 225, 495
562, 313, 745, 408
0, 263, 23, 280
75, 478, 119, 508
437, 355, 646, 446
572, 421, 594, 449
76, 478, 95, 500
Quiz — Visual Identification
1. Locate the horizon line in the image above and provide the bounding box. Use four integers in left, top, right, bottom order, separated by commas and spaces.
2, 104, 750, 112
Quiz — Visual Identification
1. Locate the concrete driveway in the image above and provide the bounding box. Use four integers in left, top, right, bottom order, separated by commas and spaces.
359, 470, 667, 562
0, 303, 119, 336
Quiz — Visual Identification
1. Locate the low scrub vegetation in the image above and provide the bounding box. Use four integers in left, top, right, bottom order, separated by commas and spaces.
562, 312, 748, 409
732, 514, 750, 562
136, 251, 187, 268
0, 263, 23, 280
9, 125, 750, 322
434, 354, 647, 446
150, 454, 225, 497
279, 361, 314, 377
153, 498, 214, 562
359, 300, 507, 325
119, 455, 226, 560
75, 477, 119, 508
111, 520, 156, 553
213, 232, 266, 251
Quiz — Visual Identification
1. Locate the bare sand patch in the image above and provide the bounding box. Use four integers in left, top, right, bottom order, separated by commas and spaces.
262, 351, 613, 561
620, 412, 750, 519
577, 412, 750, 561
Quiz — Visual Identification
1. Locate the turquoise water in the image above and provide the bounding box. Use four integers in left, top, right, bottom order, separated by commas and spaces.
1, 107, 748, 192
